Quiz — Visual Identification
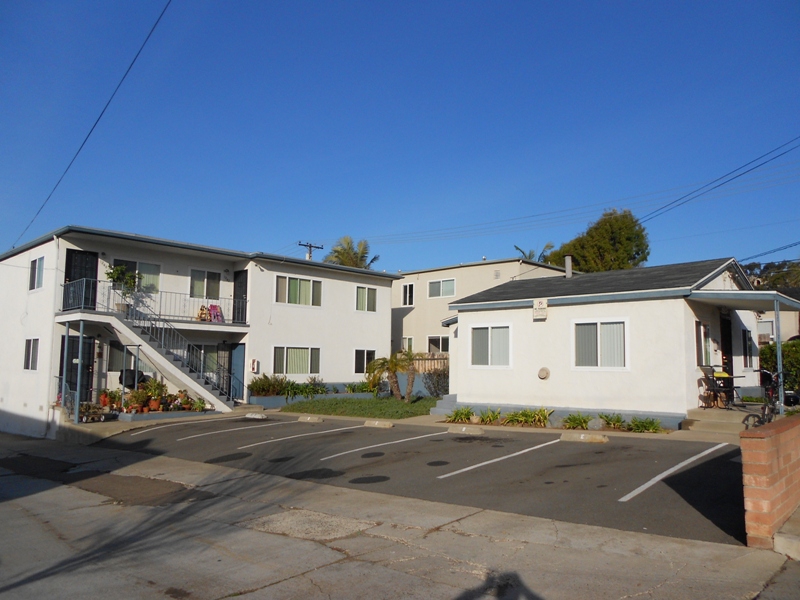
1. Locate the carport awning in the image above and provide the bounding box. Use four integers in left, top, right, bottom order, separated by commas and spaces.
688, 290, 800, 312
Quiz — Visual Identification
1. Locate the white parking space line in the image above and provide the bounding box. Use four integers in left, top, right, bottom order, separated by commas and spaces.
437, 439, 561, 479
129, 416, 242, 436
618, 442, 729, 503
319, 431, 448, 461
237, 425, 365, 449
177, 421, 292, 441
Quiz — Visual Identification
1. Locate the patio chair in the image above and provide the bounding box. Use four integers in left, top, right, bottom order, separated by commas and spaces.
699, 366, 729, 408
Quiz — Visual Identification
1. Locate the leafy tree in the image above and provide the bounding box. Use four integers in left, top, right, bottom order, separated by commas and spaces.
547, 209, 649, 272
760, 340, 800, 391
323, 236, 379, 269
741, 260, 800, 289
513, 242, 554, 262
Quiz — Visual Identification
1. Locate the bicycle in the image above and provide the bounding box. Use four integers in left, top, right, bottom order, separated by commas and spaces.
744, 370, 786, 428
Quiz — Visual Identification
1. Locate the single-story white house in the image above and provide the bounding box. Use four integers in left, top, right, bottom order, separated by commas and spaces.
440, 257, 800, 428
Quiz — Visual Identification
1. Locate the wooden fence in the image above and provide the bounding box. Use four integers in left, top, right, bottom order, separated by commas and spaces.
413, 353, 449, 373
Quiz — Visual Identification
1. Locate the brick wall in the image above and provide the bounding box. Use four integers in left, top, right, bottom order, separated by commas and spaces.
740, 413, 800, 549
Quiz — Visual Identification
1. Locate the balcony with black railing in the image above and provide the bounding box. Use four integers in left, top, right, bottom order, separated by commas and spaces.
61, 279, 247, 325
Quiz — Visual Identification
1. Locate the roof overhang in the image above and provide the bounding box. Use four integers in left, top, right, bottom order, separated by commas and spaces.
687, 290, 800, 312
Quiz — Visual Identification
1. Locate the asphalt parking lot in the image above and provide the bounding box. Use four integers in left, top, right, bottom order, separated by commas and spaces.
99, 414, 746, 545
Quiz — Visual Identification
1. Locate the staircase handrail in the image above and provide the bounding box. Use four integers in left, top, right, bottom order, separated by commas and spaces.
123, 290, 244, 403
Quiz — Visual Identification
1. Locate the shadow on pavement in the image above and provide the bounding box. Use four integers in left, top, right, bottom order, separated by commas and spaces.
455, 571, 544, 600
663, 447, 746, 544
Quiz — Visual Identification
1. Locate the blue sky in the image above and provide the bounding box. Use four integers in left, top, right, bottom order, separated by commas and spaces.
1, 0, 798, 273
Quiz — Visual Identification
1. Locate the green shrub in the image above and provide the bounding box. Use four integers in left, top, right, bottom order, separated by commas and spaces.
479, 407, 502, 424
284, 380, 303, 400
598, 413, 626, 429
247, 374, 289, 396
502, 407, 553, 427
422, 367, 449, 398
760, 340, 800, 391
786, 408, 799, 417
741, 396, 763, 403
627, 417, 663, 433
445, 406, 474, 423
562, 412, 591, 430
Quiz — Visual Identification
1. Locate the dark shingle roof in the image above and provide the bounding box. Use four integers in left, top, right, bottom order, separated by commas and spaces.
453, 258, 737, 306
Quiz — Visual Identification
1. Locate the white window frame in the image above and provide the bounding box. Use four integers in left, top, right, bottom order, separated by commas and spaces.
354, 349, 376, 374
356, 286, 377, 312
273, 346, 321, 375
742, 328, 755, 369
113, 258, 161, 293
190, 268, 221, 300
469, 324, 511, 368
275, 275, 322, 307
24, 338, 39, 370
695, 321, 712, 367
427, 335, 449, 353
428, 278, 456, 299
402, 283, 414, 306
29, 257, 44, 291
572, 318, 629, 371
401, 337, 413, 352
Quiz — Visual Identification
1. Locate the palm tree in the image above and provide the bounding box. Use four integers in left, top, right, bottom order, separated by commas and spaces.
367, 352, 413, 402
324, 236, 379, 269
402, 350, 423, 402
514, 243, 554, 263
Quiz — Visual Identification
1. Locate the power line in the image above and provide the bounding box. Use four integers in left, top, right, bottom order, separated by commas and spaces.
10, 0, 173, 250
740, 240, 800, 262
639, 134, 800, 224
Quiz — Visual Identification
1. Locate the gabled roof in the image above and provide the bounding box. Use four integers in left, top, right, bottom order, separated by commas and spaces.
451, 258, 748, 310
0, 225, 400, 280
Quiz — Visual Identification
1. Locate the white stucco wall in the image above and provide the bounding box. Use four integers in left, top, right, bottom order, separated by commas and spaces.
452, 298, 760, 418
392, 260, 563, 353
0, 239, 61, 437
244, 260, 393, 388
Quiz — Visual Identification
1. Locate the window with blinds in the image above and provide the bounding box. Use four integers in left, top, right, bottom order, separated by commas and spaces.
356, 286, 377, 312
471, 326, 509, 366
276, 276, 322, 306
273, 346, 320, 374
575, 321, 626, 368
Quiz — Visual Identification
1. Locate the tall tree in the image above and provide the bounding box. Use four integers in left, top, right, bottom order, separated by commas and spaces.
547, 209, 649, 272
514, 242, 554, 262
323, 236, 379, 269
741, 260, 800, 289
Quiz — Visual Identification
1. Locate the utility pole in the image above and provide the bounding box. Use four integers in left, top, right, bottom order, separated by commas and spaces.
298, 241, 323, 261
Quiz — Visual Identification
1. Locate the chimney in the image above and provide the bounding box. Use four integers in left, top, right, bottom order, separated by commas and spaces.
565, 255, 573, 278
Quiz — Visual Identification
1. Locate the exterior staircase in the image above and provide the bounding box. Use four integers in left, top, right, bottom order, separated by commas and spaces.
679, 405, 762, 434
430, 394, 458, 416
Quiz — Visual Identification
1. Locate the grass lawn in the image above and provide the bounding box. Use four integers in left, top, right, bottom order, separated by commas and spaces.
280, 396, 438, 419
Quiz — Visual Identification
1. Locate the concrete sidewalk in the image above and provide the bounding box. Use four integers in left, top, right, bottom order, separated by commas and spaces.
0, 431, 795, 599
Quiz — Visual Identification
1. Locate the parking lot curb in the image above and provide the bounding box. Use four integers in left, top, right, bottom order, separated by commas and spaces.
448, 425, 484, 435
298, 415, 324, 423
365, 420, 394, 428
560, 431, 609, 443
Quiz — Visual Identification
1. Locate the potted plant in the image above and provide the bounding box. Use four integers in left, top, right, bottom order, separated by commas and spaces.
107, 389, 122, 411
128, 388, 148, 413
98, 389, 110, 407
192, 399, 206, 412
143, 379, 167, 411
105, 265, 139, 312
